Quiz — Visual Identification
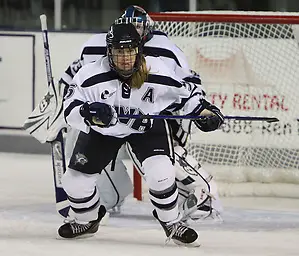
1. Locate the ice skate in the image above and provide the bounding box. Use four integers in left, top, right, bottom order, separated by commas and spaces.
153, 209, 200, 247
58, 205, 106, 239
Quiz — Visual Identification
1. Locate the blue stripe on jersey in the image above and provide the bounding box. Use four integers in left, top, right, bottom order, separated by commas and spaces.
59, 78, 69, 87
64, 99, 84, 120
147, 74, 183, 88
65, 66, 74, 78
183, 76, 202, 85
59, 78, 71, 97
81, 71, 118, 88
165, 98, 189, 112
80, 46, 106, 59
143, 47, 181, 67
165, 87, 201, 112
152, 30, 168, 37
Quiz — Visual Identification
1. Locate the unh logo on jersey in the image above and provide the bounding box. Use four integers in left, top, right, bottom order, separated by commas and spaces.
74, 153, 88, 165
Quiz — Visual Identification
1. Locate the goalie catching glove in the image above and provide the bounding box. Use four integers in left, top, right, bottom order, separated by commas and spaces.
190, 99, 224, 132
79, 102, 118, 128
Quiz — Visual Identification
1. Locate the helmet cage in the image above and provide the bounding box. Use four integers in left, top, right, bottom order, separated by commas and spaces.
106, 24, 143, 79
115, 17, 152, 41
119, 5, 155, 40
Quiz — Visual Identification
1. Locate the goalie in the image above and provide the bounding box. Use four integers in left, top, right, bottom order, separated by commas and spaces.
24, 5, 223, 222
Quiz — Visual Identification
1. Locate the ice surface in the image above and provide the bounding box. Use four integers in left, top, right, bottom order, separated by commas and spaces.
0, 153, 298, 256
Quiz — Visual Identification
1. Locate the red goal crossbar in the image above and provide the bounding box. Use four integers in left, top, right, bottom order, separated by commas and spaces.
149, 12, 299, 24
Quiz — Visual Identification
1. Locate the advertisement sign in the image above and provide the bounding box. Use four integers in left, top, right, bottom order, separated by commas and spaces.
173, 37, 299, 149
0, 34, 35, 128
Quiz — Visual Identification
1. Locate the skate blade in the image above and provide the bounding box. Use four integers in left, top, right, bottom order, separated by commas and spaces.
56, 233, 96, 240
100, 211, 110, 226
172, 239, 201, 247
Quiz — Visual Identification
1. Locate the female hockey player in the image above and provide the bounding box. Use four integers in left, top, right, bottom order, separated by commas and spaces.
24, 5, 223, 223
60, 22, 224, 246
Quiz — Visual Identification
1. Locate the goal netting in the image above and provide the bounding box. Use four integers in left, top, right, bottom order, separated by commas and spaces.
134, 11, 299, 199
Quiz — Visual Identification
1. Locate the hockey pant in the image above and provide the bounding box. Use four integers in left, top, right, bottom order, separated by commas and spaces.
64, 128, 132, 212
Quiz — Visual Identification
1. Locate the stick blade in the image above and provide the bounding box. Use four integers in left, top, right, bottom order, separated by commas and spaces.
264, 117, 279, 123
224, 115, 279, 123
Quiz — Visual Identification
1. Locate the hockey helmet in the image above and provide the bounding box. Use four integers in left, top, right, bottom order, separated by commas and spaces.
106, 23, 143, 79
118, 5, 154, 41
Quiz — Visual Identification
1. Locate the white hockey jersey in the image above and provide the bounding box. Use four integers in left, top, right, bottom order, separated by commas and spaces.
60, 31, 199, 86
64, 56, 205, 138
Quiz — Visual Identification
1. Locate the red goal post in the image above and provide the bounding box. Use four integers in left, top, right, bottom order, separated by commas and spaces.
133, 11, 299, 201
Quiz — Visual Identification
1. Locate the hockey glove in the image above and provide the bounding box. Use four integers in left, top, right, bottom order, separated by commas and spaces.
193, 100, 224, 132
79, 102, 118, 128
195, 114, 223, 132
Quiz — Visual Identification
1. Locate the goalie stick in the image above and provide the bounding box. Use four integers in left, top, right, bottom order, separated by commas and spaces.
118, 114, 279, 123
39, 14, 69, 218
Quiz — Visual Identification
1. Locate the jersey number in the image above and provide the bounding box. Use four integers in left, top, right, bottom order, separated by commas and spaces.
114, 106, 152, 132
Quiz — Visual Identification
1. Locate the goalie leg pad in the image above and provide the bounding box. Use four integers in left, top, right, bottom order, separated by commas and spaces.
174, 146, 223, 219
64, 127, 80, 162
96, 159, 133, 211
174, 146, 211, 193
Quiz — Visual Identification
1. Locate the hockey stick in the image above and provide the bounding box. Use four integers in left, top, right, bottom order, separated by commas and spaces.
118, 114, 279, 123
40, 14, 69, 218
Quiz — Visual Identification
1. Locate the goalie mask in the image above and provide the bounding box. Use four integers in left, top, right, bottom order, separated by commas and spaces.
106, 23, 143, 79
118, 5, 155, 42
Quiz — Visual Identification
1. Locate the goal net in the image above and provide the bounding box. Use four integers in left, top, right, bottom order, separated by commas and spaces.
134, 11, 299, 200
